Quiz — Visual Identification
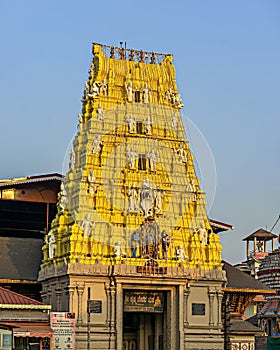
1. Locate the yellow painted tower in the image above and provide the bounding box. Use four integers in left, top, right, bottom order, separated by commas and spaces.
39, 43, 225, 350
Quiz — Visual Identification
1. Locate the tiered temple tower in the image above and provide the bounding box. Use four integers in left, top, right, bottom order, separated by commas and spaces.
39, 43, 226, 350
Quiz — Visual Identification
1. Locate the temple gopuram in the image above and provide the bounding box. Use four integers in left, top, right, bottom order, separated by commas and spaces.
38, 43, 227, 350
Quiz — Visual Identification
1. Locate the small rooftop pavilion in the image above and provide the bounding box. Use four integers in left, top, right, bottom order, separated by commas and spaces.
243, 228, 278, 260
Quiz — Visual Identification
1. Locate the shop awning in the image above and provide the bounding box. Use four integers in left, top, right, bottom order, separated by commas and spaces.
2, 322, 52, 338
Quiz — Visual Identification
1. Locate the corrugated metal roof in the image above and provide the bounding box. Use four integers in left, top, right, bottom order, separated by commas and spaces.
0, 287, 43, 306
0, 173, 63, 188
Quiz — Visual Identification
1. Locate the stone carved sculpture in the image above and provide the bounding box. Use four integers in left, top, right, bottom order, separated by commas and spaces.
198, 223, 208, 245
70, 149, 76, 169
140, 179, 154, 217
128, 184, 139, 211
59, 182, 68, 211
186, 179, 197, 202
176, 145, 188, 163
81, 212, 95, 238
125, 115, 136, 133
176, 245, 188, 260
97, 104, 104, 120
154, 186, 164, 213
47, 229, 57, 259
92, 135, 102, 155
147, 148, 159, 171
144, 115, 152, 134
87, 82, 100, 98
87, 169, 97, 195
125, 81, 134, 102
171, 113, 178, 129
142, 83, 150, 103
161, 231, 172, 259
126, 146, 138, 168
99, 80, 108, 95
114, 241, 126, 258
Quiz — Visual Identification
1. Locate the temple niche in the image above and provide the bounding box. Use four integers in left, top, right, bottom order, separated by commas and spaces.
38, 43, 226, 350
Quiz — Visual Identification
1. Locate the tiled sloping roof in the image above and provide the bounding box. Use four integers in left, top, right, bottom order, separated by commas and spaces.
231, 319, 263, 333
0, 173, 63, 188
0, 287, 43, 305
223, 261, 275, 292
243, 228, 277, 241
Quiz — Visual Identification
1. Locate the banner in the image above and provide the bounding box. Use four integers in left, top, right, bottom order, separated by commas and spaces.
50, 312, 76, 350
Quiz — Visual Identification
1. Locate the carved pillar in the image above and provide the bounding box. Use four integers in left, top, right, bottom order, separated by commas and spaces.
217, 290, 224, 327
105, 282, 110, 326
115, 282, 123, 350
77, 284, 85, 323
48, 288, 52, 308
110, 279, 116, 328
68, 286, 76, 313
183, 285, 190, 328
208, 287, 215, 326
178, 285, 184, 350
56, 286, 62, 311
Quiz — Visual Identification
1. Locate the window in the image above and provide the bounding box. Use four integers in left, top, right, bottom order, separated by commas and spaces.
136, 121, 143, 134
135, 91, 140, 102
138, 154, 146, 170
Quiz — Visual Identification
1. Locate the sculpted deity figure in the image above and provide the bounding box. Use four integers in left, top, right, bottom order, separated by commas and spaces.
186, 179, 197, 202
173, 93, 184, 108
171, 113, 179, 129
92, 135, 102, 155
131, 229, 141, 258
128, 184, 139, 211
47, 229, 57, 259
81, 212, 95, 238
144, 115, 152, 134
165, 88, 173, 102
88, 82, 100, 98
87, 169, 97, 195
154, 186, 164, 213
176, 245, 188, 261
140, 179, 154, 217
78, 114, 84, 130
97, 104, 104, 120
176, 144, 188, 163
99, 80, 108, 95
125, 115, 136, 133
198, 223, 208, 245
89, 60, 95, 78
142, 83, 150, 103
161, 231, 172, 259
114, 241, 127, 258
126, 146, 138, 168
59, 182, 68, 211
147, 148, 159, 171
125, 81, 134, 102
70, 149, 76, 169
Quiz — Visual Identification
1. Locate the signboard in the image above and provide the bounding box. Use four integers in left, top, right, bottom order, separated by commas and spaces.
192, 303, 205, 315
50, 312, 76, 350
124, 291, 164, 313
88, 300, 102, 313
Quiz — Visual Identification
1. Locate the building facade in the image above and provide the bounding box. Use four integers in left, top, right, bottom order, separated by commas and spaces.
39, 43, 227, 350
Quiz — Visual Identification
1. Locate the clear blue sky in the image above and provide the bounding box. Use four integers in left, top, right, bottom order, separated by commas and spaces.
0, 0, 279, 264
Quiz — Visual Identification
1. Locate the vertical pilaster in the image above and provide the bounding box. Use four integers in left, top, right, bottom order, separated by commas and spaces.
183, 285, 190, 328
208, 287, 215, 326
68, 286, 76, 313
217, 290, 224, 327
116, 282, 123, 350
77, 284, 85, 323
56, 286, 62, 311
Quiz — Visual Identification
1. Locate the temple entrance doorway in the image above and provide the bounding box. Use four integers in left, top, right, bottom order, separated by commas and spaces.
123, 312, 165, 350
